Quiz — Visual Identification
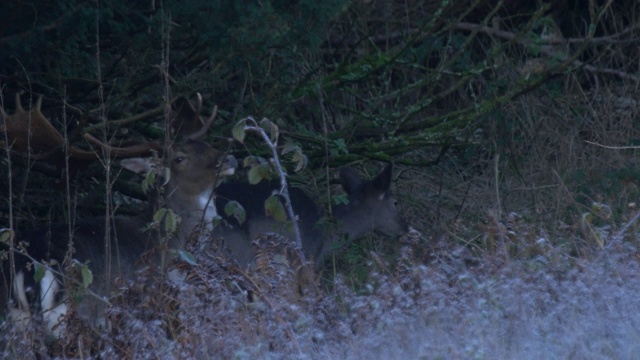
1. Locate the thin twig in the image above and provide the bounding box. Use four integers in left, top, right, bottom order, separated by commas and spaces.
585, 140, 640, 150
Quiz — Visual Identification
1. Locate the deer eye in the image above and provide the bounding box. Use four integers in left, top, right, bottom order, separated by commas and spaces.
174, 156, 185, 164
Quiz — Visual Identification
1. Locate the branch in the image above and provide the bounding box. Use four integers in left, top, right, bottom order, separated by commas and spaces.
0, 16, 64, 46
457, 21, 640, 46
81, 104, 165, 134
585, 140, 640, 150
454, 22, 640, 82
244, 116, 304, 252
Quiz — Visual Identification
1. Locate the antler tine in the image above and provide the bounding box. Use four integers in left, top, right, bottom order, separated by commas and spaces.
170, 94, 200, 137
34, 94, 42, 112
15, 93, 24, 112
0, 98, 8, 125
195, 92, 203, 118
186, 104, 217, 140
169, 92, 221, 140
2, 93, 65, 156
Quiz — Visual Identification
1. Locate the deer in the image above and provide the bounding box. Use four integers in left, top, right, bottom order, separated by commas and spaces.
0, 93, 237, 336
213, 163, 409, 269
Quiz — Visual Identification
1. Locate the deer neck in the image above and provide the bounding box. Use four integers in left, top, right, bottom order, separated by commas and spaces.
164, 185, 217, 247
197, 188, 218, 227
331, 203, 371, 243
311, 203, 371, 264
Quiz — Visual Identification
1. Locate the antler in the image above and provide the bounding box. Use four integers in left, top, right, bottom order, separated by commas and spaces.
85, 92, 219, 157
82, 133, 163, 157
0, 93, 160, 165
170, 92, 217, 140
0, 94, 93, 160
86, 93, 218, 154
0, 92, 219, 171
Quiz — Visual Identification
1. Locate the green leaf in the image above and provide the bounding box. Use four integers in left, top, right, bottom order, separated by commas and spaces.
211, 214, 223, 227
142, 171, 155, 194
281, 143, 298, 155
34, 263, 46, 283
291, 148, 308, 172
232, 119, 247, 143
243, 155, 265, 168
329, 138, 348, 156
248, 162, 274, 184
260, 118, 279, 143
265, 194, 287, 222
0, 229, 14, 245
153, 208, 167, 223
177, 250, 197, 265
332, 194, 350, 206
80, 264, 93, 288
164, 209, 180, 233
152, 207, 182, 234
224, 200, 246, 224
247, 166, 262, 184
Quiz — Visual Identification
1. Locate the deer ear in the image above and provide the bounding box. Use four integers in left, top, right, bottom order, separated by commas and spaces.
339, 168, 363, 195
371, 164, 393, 193
120, 158, 159, 175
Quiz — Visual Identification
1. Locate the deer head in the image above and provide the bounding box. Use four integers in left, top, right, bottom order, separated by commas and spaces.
121, 139, 237, 249
332, 164, 407, 240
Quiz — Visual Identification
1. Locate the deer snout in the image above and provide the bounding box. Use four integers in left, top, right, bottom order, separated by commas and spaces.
381, 216, 410, 237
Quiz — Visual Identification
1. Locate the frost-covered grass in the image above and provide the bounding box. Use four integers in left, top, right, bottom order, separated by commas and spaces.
323, 247, 640, 359
3, 233, 640, 359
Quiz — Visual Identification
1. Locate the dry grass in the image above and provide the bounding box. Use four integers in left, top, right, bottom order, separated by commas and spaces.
5, 221, 640, 359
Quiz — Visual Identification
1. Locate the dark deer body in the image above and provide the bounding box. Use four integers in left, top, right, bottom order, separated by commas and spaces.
214, 164, 408, 267
0, 94, 236, 334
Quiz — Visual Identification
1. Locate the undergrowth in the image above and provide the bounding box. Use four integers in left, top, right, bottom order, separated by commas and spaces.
4, 220, 640, 359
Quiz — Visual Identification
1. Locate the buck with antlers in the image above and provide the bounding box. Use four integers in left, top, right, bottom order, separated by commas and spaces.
0, 93, 236, 335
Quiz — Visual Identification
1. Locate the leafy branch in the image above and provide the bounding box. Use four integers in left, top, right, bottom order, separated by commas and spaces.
232, 116, 307, 250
